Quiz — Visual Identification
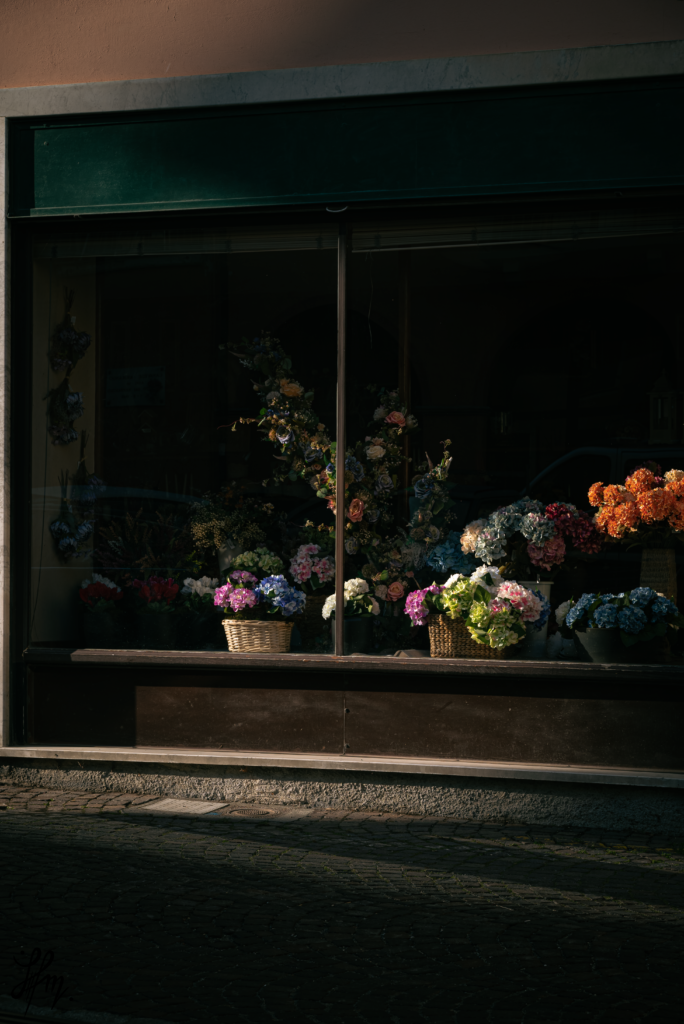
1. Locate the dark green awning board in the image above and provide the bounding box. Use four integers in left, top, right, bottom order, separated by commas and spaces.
9, 78, 684, 218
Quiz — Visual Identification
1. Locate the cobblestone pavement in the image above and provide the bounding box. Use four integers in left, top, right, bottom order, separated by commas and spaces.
1, 783, 683, 1024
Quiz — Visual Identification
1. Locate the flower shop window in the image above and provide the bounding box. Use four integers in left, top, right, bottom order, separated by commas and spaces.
28, 218, 343, 653
23, 197, 684, 663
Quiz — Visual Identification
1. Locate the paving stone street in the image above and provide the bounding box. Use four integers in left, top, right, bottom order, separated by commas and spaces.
1, 782, 683, 1023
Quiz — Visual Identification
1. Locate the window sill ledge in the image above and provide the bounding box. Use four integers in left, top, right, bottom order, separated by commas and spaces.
2, 744, 683, 788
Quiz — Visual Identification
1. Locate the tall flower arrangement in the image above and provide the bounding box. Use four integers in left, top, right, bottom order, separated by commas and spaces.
403, 441, 456, 573
222, 332, 332, 489
226, 333, 422, 608
460, 498, 601, 579
589, 465, 684, 545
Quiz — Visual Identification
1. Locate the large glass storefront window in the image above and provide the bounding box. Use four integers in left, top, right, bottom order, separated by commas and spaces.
25, 200, 684, 660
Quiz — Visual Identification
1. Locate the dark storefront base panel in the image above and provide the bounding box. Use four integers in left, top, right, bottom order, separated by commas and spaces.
26, 666, 684, 772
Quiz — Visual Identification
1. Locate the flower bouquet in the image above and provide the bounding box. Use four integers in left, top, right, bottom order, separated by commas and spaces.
405, 567, 546, 659
214, 571, 306, 652
461, 498, 602, 581
178, 576, 221, 650
79, 573, 125, 649
322, 578, 381, 655
588, 464, 684, 601
132, 576, 180, 650
558, 587, 684, 663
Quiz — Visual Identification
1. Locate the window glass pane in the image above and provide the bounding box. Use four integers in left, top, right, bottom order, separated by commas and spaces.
350, 205, 684, 652
30, 228, 337, 650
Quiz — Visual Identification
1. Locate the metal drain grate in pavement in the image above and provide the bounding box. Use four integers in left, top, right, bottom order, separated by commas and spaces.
231, 808, 272, 816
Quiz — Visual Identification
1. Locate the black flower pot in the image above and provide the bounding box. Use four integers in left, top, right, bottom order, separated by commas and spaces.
573, 627, 627, 664
82, 612, 127, 650
331, 615, 374, 655
136, 612, 176, 651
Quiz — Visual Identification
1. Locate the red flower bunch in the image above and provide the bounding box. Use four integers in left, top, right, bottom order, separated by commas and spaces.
545, 503, 602, 554
80, 581, 123, 608
133, 576, 179, 605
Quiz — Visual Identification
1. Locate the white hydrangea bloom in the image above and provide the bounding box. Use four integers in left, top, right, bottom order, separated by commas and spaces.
444, 573, 463, 588
470, 565, 503, 592
555, 599, 573, 627
182, 576, 219, 596
344, 578, 369, 598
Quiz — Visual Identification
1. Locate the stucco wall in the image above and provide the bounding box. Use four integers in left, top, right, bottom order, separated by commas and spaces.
2, 0, 684, 89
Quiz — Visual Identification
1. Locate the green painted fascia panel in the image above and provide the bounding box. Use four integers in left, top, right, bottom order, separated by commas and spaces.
9, 78, 684, 217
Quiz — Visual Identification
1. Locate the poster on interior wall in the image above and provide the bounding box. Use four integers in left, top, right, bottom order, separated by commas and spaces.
105, 367, 165, 407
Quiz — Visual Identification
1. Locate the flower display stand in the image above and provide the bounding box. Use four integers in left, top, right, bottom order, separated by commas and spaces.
223, 619, 293, 653
640, 549, 677, 603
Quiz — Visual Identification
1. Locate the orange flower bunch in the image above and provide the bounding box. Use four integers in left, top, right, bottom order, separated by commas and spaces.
589, 464, 684, 540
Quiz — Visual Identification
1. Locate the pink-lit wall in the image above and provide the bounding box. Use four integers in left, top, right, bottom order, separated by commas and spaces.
2, 0, 684, 89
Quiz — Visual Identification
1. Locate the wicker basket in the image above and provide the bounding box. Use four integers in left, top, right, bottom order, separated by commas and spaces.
222, 619, 293, 653
427, 613, 510, 660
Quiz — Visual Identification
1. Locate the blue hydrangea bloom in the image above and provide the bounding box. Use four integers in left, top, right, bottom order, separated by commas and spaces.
427, 532, 479, 575
255, 575, 306, 617
593, 603, 619, 629
617, 605, 648, 634
565, 593, 598, 628
629, 587, 658, 608
650, 596, 678, 621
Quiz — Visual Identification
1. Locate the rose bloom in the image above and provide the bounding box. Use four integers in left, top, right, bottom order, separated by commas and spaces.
347, 498, 365, 522
366, 445, 385, 460
387, 581, 405, 601
385, 410, 406, 428
375, 584, 388, 600
280, 379, 304, 398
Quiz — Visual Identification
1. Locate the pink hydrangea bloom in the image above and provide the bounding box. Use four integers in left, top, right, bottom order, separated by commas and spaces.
496, 581, 542, 622
527, 534, 566, 572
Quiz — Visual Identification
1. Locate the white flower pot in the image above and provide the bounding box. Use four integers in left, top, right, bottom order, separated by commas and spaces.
519, 580, 553, 659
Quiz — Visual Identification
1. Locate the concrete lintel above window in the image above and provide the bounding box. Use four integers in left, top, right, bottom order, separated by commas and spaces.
0, 39, 683, 119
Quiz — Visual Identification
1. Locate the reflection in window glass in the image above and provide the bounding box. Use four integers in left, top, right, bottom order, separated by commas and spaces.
30, 242, 338, 651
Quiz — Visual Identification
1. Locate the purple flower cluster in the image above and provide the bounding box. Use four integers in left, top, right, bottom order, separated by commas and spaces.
405, 584, 443, 627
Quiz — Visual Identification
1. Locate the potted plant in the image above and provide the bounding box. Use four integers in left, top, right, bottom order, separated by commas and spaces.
461, 499, 602, 585
588, 464, 684, 602
322, 578, 381, 654
178, 576, 221, 650
289, 541, 336, 645
214, 571, 306, 652
231, 547, 284, 578
560, 587, 684, 663
132, 576, 180, 650
405, 567, 545, 659
79, 573, 125, 648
